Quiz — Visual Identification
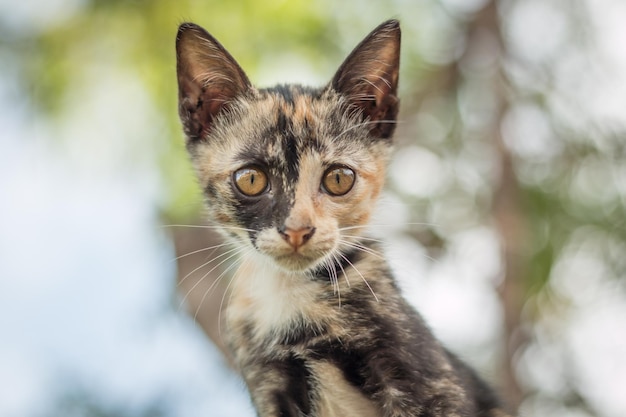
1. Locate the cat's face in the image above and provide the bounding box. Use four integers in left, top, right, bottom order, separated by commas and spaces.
191, 88, 390, 271
176, 21, 400, 273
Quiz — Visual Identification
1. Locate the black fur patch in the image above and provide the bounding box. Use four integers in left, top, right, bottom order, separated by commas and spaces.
309, 339, 370, 393
278, 321, 324, 347
232, 142, 298, 242
271, 84, 296, 106
263, 84, 323, 102
283, 133, 300, 184
270, 354, 313, 416
311, 246, 362, 281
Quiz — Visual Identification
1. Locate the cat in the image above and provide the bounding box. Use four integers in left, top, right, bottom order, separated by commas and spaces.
175, 19, 513, 417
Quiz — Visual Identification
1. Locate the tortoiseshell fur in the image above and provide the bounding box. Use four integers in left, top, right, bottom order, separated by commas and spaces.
176, 19, 513, 417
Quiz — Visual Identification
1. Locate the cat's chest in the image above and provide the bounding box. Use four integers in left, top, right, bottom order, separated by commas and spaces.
226, 259, 335, 341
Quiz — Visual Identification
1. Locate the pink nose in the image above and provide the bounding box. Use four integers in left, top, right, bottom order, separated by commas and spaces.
278, 226, 316, 250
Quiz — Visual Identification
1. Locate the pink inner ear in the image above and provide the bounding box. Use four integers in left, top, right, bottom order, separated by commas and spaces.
329, 20, 400, 138
176, 23, 251, 141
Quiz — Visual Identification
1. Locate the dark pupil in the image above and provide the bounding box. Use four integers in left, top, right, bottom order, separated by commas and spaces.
250, 173, 255, 185
334, 173, 341, 184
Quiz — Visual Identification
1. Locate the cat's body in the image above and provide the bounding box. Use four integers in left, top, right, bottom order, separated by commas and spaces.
176, 20, 512, 417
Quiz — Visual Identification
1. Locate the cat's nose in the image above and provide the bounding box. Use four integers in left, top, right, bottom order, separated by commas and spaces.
278, 225, 316, 250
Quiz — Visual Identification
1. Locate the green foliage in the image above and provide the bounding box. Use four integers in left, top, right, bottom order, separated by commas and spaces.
5, 0, 344, 221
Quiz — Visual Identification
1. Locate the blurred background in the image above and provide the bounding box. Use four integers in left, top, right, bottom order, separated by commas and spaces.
1, 0, 625, 416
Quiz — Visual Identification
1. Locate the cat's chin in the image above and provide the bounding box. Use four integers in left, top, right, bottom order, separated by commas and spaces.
253, 235, 335, 273
268, 253, 324, 273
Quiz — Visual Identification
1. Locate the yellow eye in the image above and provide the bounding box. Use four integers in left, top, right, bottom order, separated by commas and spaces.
234, 167, 268, 196
322, 166, 355, 196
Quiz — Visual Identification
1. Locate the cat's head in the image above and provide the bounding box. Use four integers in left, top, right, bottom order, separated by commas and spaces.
176, 20, 400, 273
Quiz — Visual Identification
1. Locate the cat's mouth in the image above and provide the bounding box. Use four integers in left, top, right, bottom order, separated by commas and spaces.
253, 228, 338, 273
271, 251, 326, 272
261, 242, 335, 272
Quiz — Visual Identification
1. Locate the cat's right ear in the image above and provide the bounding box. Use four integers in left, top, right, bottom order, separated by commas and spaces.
176, 23, 252, 142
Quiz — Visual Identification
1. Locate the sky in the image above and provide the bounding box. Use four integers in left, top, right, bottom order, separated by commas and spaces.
0, 79, 255, 416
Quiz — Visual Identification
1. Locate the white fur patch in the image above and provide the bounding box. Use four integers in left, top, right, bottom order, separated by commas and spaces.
228, 255, 324, 340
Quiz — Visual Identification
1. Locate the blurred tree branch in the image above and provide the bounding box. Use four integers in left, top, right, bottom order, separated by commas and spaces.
470, 1, 526, 409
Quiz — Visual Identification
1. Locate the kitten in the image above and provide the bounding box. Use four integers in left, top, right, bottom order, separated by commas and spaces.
176, 19, 512, 417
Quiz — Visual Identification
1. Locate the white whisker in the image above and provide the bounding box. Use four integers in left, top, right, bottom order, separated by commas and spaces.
332, 252, 351, 289
331, 119, 403, 142
324, 257, 341, 308
162, 223, 256, 233
177, 245, 247, 311
194, 252, 244, 321
338, 222, 439, 232
170, 242, 232, 262
338, 252, 379, 303
341, 234, 385, 244
339, 240, 385, 261
360, 77, 385, 94
218, 249, 255, 339
178, 245, 243, 287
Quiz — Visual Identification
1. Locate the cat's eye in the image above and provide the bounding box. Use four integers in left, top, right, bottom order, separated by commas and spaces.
322, 166, 355, 196
233, 167, 269, 197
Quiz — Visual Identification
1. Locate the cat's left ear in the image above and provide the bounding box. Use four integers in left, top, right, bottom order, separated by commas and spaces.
176, 23, 252, 142
330, 20, 400, 139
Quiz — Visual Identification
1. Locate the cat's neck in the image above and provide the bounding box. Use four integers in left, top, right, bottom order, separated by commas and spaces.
227, 254, 329, 339
226, 241, 390, 341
